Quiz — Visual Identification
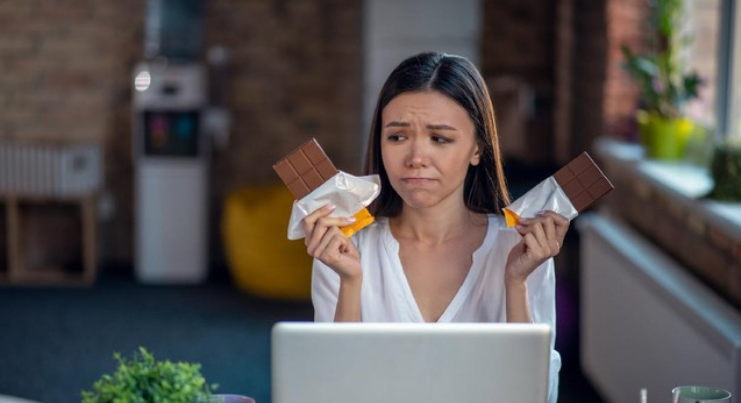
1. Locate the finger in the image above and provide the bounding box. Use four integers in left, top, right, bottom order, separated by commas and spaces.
316, 230, 348, 267
302, 204, 336, 241
530, 221, 552, 255
539, 214, 560, 252
306, 223, 330, 255
320, 231, 348, 264
306, 214, 354, 248
317, 215, 357, 229
311, 225, 342, 257
522, 232, 547, 262
304, 203, 336, 225
538, 211, 570, 241
555, 219, 570, 243
515, 217, 545, 236
310, 215, 356, 250
514, 217, 535, 235
307, 215, 336, 251
515, 220, 536, 236
515, 216, 543, 231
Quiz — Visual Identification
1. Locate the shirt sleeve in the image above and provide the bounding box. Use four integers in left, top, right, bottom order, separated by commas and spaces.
311, 258, 341, 322
527, 258, 561, 403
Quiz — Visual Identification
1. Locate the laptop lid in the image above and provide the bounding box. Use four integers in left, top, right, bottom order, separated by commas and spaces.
271, 322, 551, 403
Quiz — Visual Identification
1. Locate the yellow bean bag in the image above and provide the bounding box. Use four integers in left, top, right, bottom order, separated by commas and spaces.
222, 183, 312, 300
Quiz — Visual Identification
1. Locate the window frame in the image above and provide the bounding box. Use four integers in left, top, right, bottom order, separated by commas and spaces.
716, 0, 739, 138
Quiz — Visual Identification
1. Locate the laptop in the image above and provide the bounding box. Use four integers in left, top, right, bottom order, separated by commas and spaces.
271, 322, 551, 403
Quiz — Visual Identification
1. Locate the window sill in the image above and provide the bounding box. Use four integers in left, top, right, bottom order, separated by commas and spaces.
592, 137, 741, 310
594, 137, 741, 241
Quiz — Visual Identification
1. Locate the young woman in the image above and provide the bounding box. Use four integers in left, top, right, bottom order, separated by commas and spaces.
302, 52, 568, 403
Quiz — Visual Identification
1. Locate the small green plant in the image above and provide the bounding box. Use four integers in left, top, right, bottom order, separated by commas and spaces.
707, 141, 741, 201
621, 0, 703, 119
81, 347, 217, 403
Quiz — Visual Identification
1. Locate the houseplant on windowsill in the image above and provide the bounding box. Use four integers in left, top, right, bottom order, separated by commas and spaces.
707, 139, 741, 202
621, 0, 704, 160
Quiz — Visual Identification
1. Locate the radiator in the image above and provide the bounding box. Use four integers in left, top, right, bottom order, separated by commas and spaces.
579, 213, 741, 403
0, 141, 102, 197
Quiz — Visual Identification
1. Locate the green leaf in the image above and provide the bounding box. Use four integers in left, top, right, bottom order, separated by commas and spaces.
80, 347, 217, 403
620, 0, 704, 118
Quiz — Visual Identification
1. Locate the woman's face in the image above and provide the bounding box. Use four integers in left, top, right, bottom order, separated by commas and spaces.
380, 90, 480, 211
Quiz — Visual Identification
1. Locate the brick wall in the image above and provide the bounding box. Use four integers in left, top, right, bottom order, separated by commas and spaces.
0, 2, 142, 143
570, 0, 608, 153
204, 0, 362, 267
603, 0, 647, 140
481, 0, 557, 164
0, 1, 143, 265
482, 0, 713, 162
0, 0, 362, 266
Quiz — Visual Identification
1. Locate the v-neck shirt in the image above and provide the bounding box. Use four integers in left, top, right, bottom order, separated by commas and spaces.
311, 214, 561, 403
381, 215, 495, 323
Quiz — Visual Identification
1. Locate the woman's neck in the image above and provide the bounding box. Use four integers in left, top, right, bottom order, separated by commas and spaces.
390, 204, 487, 245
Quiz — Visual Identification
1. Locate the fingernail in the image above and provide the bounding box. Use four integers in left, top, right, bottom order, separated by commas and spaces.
325, 204, 336, 211
514, 225, 523, 230
346, 216, 356, 223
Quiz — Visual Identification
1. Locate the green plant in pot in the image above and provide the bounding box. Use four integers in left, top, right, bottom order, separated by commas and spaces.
621, 0, 704, 160
81, 347, 218, 403
707, 140, 741, 202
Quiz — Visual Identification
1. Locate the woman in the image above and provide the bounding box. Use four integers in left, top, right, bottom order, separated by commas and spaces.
303, 52, 567, 403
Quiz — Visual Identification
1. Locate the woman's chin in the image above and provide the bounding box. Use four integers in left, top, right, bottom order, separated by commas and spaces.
400, 194, 447, 210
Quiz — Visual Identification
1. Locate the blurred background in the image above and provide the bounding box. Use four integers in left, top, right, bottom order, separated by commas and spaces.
0, 0, 739, 402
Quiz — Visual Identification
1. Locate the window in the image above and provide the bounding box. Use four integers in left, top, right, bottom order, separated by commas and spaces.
728, 0, 741, 139
684, 0, 721, 129
684, 0, 740, 140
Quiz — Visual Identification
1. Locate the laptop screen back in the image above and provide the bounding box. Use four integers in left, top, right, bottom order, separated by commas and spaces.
271, 322, 551, 403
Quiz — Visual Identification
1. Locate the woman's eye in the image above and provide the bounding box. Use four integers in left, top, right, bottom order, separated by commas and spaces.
387, 134, 406, 142
431, 135, 451, 144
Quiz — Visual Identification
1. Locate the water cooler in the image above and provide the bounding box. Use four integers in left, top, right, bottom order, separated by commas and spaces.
133, 62, 209, 283
132, 0, 221, 284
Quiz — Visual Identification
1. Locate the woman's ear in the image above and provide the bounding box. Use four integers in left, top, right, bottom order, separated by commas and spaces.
471, 145, 481, 166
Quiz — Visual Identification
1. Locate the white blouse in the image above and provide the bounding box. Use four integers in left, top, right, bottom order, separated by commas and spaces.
312, 215, 561, 403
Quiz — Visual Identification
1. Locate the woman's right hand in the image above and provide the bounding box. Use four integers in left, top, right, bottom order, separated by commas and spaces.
302, 204, 362, 281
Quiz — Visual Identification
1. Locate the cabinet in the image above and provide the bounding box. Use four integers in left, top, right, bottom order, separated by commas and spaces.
0, 194, 97, 285
580, 213, 741, 403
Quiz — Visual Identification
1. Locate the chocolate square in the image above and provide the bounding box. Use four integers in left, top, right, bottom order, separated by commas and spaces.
273, 138, 339, 200
274, 162, 298, 185
553, 152, 614, 212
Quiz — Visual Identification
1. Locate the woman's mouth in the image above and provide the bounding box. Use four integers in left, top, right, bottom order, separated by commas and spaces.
401, 177, 435, 185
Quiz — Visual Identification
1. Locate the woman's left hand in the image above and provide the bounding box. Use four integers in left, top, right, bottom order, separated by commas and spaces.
505, 211, 570, 282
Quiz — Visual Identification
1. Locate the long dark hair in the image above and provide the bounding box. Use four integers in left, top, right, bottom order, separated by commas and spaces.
364, 51, 510, 217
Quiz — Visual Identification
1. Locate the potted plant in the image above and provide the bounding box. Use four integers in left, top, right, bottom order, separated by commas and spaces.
707, 140, 741, 201
81, 347, 218, 403
621, 0, 704, 159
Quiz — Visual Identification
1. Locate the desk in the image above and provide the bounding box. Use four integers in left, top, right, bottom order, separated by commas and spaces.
0, 395, 42, 403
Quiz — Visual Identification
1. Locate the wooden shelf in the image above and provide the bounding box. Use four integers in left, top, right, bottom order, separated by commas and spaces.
0, 194, 97, 286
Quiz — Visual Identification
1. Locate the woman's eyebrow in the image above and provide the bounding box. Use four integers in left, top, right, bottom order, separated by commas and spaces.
383, 121, 458, 131
426, 124, 457, 131
384, 121, 410, 128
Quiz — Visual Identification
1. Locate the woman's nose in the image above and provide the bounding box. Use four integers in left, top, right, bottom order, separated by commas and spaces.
405, 139, 427, 168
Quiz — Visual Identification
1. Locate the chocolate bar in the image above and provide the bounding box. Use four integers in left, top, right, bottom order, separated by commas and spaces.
273, 138, 338, 199
553, 152, 614, 211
